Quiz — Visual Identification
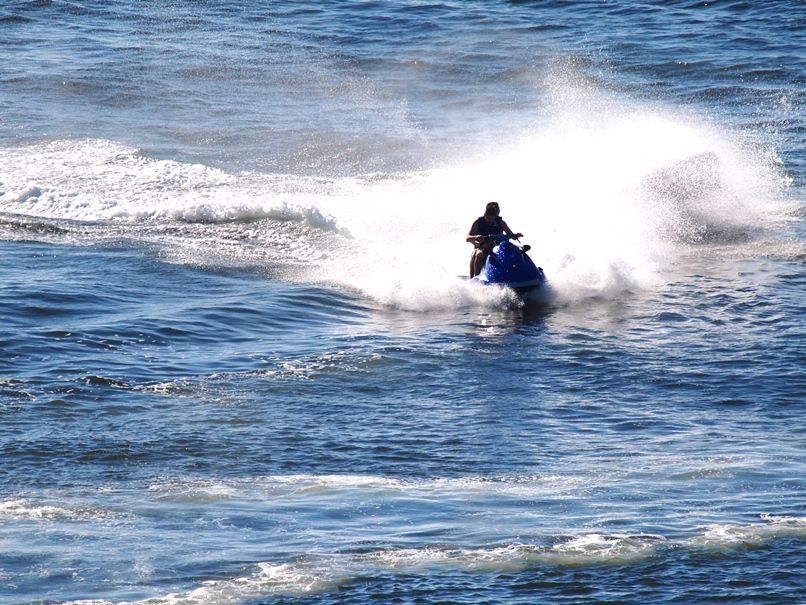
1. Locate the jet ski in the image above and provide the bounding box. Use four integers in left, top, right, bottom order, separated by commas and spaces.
473, 235, 547, 294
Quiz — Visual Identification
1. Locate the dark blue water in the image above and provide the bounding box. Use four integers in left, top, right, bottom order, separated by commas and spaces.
1, 2, 804, 604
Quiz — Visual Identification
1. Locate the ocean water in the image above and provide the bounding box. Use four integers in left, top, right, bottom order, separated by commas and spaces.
1, 1, 804, 603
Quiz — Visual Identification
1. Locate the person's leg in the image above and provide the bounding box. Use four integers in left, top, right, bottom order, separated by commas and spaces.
471, 249, 485, 277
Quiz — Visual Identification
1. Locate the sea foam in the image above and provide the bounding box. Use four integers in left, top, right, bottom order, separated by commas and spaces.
0, 94, 791, 311
61, 515, 804, 605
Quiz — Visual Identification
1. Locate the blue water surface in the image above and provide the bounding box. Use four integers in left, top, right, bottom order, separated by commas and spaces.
1, 1, 804, 604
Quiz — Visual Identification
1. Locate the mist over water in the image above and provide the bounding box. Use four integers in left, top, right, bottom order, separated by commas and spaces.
1, 2, 804, 604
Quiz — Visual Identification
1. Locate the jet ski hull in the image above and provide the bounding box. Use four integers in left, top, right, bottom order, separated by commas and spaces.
473, 239, 547, 292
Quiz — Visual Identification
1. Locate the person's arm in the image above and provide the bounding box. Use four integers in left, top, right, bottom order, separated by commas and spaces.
467, 219, 486, 245
500, 220, 523, 239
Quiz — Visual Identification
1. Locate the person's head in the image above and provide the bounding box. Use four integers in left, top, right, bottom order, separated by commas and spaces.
484, 202, 500, 217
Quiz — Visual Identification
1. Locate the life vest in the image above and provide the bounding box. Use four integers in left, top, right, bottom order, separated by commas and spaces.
470, 216, 504, 237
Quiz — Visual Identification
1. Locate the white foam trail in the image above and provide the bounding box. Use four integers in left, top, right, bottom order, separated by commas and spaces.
61, 514, 805, 605
0, 139, 341, 229
0, 89, 793, 310
0, 499, 75, 519
690, 514, 806, 548
14, 474, 805, 605
547, 533, 667, 562
0, 499, 126, 521
64, 541, 656, 605
145, 473, 582, 502
291, 98, 793, 307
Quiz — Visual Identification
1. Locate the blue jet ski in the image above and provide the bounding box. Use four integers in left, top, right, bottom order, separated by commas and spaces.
473, 236, 547, 293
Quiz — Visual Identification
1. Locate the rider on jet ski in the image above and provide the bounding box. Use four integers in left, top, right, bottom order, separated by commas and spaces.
466, 202, 523, 277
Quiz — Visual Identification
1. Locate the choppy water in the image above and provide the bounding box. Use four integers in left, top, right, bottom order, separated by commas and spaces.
1, 2, 804, 604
